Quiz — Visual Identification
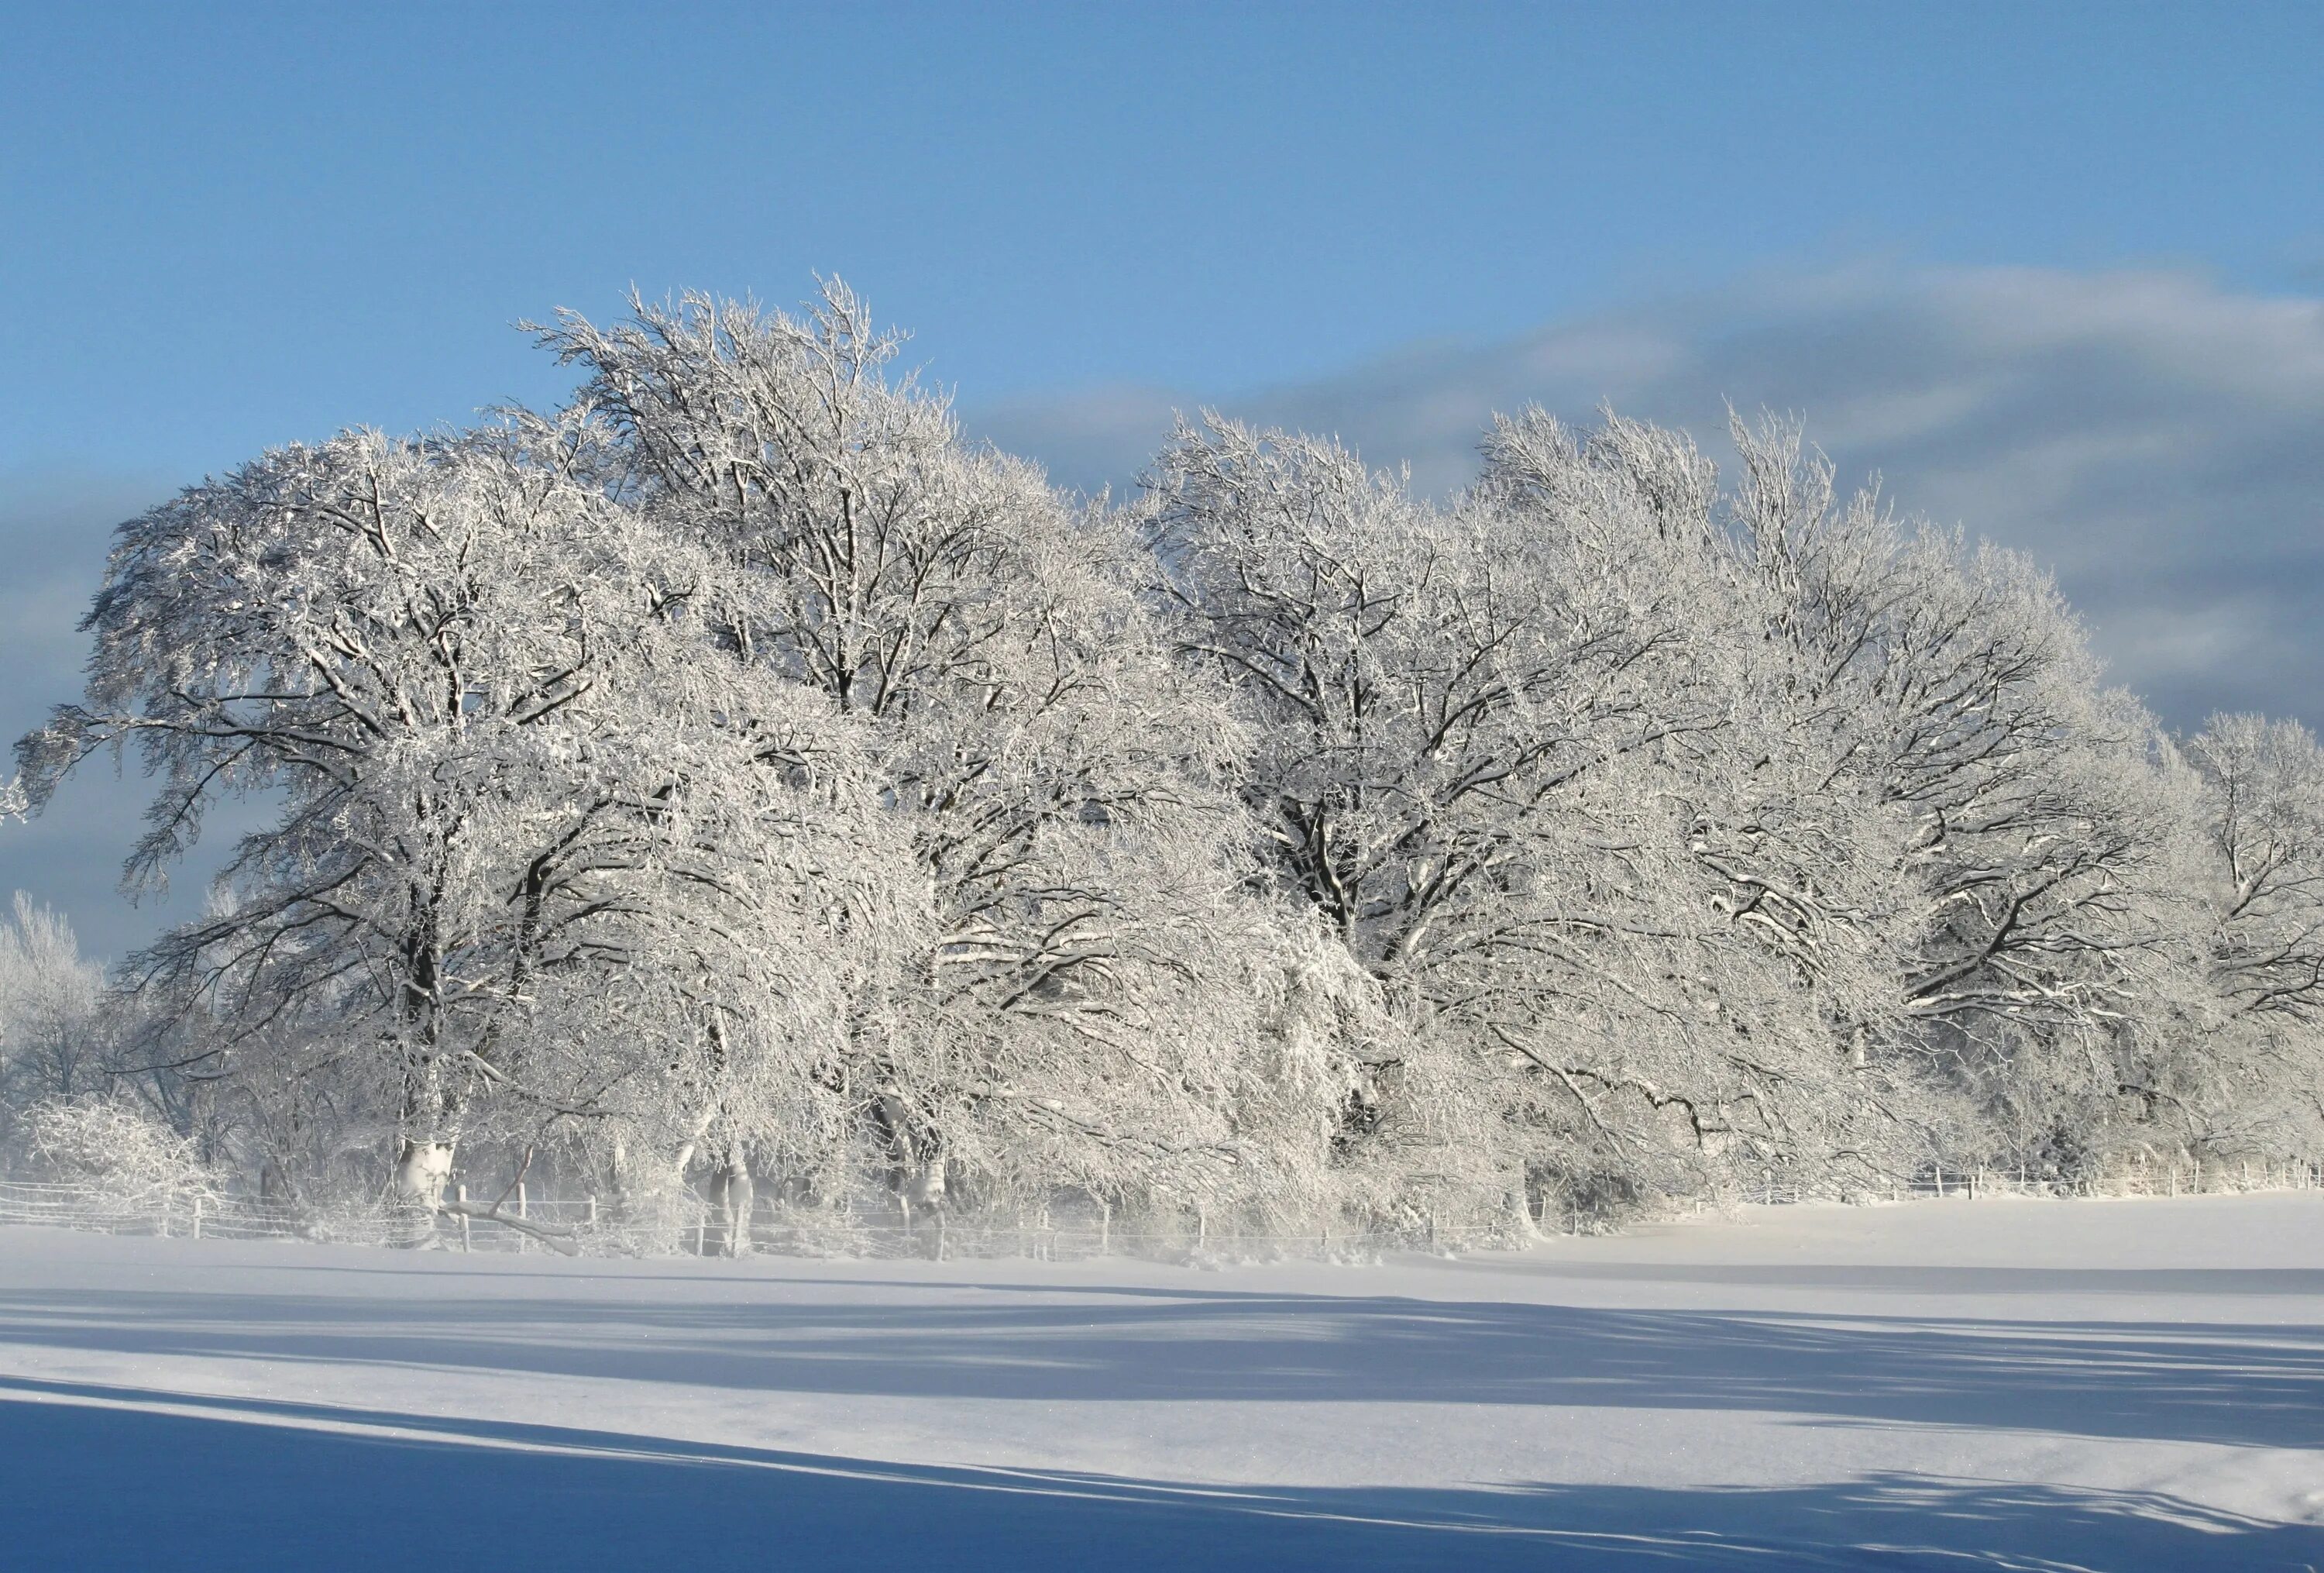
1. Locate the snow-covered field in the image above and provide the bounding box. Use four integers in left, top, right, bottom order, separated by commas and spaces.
4, 1195, 2322, 1571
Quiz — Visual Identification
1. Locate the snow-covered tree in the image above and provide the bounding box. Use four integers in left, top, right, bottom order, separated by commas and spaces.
2188, 714, 2324, 1025
0, 893, 108, 1156
9, 282, 2315, 1244
1142, 412, 1869, 1218
535, 287, 1337, 1226
13, 417, 918, 1217
2164, 714, 2324, 1151
1476, 410, 1921, 1190
1701, 415, 2200, 1170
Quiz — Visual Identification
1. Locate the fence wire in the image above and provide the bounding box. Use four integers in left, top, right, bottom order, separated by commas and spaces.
2, 1155, 2317, 1261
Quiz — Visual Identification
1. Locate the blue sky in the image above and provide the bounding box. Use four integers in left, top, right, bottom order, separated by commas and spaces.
4, 1, 2322, 957
6, 2, 2319, 474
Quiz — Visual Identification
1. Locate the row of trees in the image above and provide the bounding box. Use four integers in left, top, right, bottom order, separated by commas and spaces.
6, 282, 2322, 1241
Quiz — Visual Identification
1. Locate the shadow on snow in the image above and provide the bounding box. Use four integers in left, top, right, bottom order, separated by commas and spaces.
3, 1377, 2319, 1572
3, 1268, 2322, 1449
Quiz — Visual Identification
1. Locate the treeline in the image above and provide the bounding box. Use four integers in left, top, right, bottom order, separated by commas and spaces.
5, 282, 2321, 1242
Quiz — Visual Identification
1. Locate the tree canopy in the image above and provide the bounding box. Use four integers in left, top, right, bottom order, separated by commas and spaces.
10, 281, 2320, 1243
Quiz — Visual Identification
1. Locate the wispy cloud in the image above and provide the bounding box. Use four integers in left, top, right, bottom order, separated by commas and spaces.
0, 468, 208, 963
11, 266, 2322, 958
971, 263, 2324, 731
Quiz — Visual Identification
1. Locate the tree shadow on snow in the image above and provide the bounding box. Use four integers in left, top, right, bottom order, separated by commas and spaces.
3, 1275, 2322, 1450
2, 1378, 2318, 1572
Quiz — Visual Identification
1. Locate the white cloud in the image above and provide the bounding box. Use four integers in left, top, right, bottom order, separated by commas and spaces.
0, 467, 216, 963
11, 265, 2323, 957
969, 263, 2324, 730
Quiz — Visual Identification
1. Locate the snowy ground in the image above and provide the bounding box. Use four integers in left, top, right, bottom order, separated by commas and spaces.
3, 1196, 2322, 1570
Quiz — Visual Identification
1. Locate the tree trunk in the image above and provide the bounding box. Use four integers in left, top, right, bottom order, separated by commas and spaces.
391, 1138, 456, 1211
393, 1049, 456, 1220
902, 1161, 947, 1215
710, 1160, 755, 1258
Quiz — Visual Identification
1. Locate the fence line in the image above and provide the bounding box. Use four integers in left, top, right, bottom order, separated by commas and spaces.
1738, 1154, 2322, 1208
4, 1154, 2318, 1260
0, 1179, 1389, 1260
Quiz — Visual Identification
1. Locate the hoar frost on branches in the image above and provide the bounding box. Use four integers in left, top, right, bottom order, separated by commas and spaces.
535, 285, 1359, 1225
8, 279, 2318, 1246
14, 415, 919, 1224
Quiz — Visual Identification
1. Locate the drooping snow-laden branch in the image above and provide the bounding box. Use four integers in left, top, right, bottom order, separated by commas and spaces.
7, 281, 2318, 1240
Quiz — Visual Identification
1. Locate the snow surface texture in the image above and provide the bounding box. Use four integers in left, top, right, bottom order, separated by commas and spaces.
3, 1194, 2321, 1571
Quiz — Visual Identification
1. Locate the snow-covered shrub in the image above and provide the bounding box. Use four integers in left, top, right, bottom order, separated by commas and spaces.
19, 1095, 220, 1213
